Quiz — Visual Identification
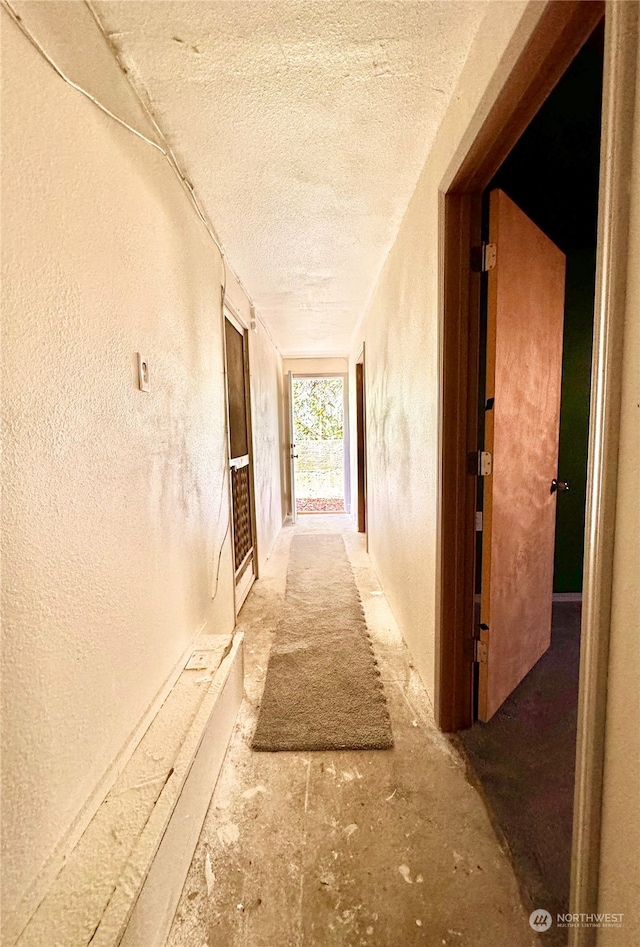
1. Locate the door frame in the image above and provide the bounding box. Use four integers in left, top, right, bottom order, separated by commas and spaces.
435, 0, 636, 938
288, 372, 350, 516
355, 344, 368, 541
287, 370, 297, 524
222, 299, 259, 617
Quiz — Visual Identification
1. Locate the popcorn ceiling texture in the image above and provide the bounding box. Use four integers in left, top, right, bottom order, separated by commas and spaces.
93, 0, 489, 355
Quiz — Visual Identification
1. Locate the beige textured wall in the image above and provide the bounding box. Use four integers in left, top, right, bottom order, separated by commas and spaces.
596, 20, 640, 943
0, 1, 283, 930
250, 323, 287, 569
283, 357, 348, 376
349, 0, 540, 694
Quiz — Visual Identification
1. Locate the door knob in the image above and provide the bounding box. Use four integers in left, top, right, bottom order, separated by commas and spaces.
550, 479, 569, 494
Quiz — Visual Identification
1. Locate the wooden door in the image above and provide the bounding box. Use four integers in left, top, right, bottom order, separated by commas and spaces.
288, 371, 297, 524
224, 315, 255, 612
479, 189, 566, 721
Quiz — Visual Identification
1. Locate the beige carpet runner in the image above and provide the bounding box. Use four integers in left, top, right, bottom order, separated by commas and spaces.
251, 533, 393, 751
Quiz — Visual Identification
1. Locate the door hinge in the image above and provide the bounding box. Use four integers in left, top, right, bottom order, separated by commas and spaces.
475, 511, 483, 531
472, 622, 489, 664
467, 451, 493, 476
474, 639, 488, 664
471, 242, 497, 273
478, 451, 492, 476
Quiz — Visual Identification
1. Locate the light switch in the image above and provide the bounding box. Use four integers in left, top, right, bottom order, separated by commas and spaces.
137, 353, 150, 392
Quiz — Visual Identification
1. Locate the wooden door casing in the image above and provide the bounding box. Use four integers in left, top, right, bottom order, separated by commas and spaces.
288, 371, 297, 523
356, 361, 366, 533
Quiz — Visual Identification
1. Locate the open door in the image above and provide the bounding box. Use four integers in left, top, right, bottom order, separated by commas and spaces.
224, 313, 256, 613
288, 370, 297, 524
478, 189, 566, 721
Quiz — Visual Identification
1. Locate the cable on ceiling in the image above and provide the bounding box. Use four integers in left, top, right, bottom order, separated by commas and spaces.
2, 0, 281, 355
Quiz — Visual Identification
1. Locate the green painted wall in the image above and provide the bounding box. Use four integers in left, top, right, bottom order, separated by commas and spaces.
553, 249, 596, 592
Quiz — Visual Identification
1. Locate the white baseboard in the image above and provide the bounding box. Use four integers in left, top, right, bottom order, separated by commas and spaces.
116, 633, 244, 947
3, 625, 210, 947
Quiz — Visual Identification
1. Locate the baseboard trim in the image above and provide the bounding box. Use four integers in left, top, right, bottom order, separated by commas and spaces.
2, 625, 210, 947
113, 633, 244, 947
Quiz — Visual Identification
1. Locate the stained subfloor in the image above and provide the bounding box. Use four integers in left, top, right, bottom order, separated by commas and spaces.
168, 516, 537, 947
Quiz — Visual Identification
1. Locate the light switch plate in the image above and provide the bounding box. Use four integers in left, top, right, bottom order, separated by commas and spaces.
137, 353, 150, 392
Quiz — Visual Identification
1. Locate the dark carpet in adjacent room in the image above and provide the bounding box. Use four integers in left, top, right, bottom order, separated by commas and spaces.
252, 533, 393, 751
459, 602, 581, 947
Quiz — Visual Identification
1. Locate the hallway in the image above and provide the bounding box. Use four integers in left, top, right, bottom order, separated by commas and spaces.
3, 3, 639, 945
168, 517, 536, 947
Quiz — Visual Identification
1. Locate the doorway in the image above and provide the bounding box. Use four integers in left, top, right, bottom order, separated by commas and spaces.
224, 309, 258, 613
436, 1, 637, 939
289, 375, 347, 516
458, 24, 603, 935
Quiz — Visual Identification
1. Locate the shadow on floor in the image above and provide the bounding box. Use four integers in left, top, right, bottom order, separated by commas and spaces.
459, 602, 581, 947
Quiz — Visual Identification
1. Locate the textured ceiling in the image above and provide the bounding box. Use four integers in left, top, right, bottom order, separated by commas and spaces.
93, 1, 488, 355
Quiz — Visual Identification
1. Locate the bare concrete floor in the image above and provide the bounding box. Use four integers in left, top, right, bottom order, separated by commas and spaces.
168, 516, 538, 947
